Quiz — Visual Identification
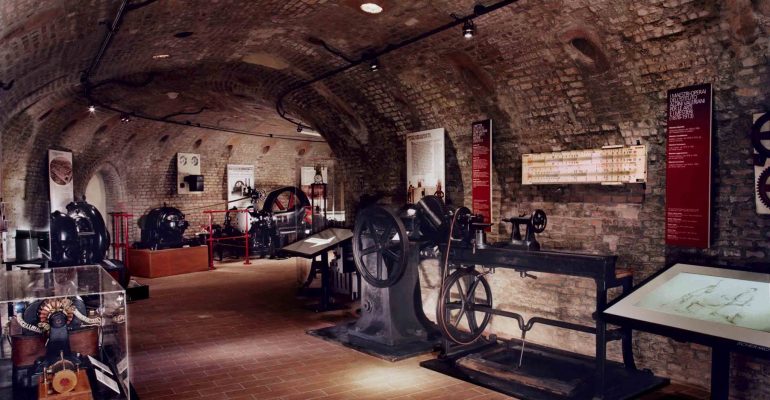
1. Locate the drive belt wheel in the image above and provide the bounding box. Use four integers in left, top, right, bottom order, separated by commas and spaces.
352, 205, 409, 288
437, 268, 493, 345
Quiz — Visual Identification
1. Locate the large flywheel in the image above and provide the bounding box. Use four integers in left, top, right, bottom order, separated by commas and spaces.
437, 268, 493, 345
352, 206, 409, 288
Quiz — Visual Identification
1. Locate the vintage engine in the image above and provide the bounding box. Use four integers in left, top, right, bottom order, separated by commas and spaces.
137, 205, 190, 250
41, 200, 130, 287
346, 196, 486, 354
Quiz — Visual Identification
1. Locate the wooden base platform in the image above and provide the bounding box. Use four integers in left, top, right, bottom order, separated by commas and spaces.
38, 369, 93, 400
127, 246, 208, 278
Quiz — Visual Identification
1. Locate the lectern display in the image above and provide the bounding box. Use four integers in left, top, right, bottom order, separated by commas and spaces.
605, 263, 770, 348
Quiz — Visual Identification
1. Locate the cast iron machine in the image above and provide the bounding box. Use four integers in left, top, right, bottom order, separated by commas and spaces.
42, 200, 130, 288
137, 205, 191, 250
422, 209, 669, 400
336, 196, 488, 358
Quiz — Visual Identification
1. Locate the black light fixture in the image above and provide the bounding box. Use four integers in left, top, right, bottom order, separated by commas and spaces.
370, 58, 380, 72
88, 105, 96, 114
297, 125, 303, 133
120, 113, 131, 123
463, 19, 476, 39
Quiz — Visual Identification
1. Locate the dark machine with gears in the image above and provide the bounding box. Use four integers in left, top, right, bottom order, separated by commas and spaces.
135, 205, 192, 250
211, 186, 312, 259
309, 196, 486, 359
41, 200, 130, 288
417, 206, 669, 399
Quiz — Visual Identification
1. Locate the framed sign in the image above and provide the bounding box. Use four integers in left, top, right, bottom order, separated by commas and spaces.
48, 149, 74, 213
227, 164, 254, 208
665, 83, 712, 249
406, 128, 445, 203
472, 120, 493, 228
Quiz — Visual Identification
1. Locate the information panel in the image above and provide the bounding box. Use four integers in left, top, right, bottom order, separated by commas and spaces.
406, 128, 445, 203
665, 83, 712, 249
48, 149, 74, 213
472, 120, 492, 228
604, 263, 770, 349
521, 145, 647, 185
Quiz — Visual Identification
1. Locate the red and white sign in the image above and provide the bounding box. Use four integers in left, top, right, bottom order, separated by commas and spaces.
665, 83, 712, 248
472, 120, 493, 229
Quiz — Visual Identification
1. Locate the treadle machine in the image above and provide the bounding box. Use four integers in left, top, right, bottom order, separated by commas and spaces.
308, 196, 466, 361
419, 206, 669, 399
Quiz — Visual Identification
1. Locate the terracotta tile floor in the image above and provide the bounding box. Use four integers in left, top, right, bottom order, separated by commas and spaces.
127, 259, 707, 400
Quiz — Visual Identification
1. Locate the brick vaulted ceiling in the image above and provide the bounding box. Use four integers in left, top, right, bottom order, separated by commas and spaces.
1, 0, 769, 200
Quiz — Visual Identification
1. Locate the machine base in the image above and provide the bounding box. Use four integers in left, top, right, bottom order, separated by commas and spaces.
307, 323, 440, 362
420, 340, 668, 400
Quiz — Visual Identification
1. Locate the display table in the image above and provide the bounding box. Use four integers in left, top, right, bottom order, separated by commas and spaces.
127, 246, 208, 278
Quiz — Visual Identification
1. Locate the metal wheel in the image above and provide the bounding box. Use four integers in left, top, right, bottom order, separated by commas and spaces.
437, 268, 493, 345
352, 206, 409, 288
263, 187, 310, 213
531, 209, 547, 233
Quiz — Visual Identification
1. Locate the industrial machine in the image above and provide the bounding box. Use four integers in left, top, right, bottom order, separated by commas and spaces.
136, 205, 191, 250
41, 200, 130, 288
310, 196, 484, 359
210, 186, 312, 259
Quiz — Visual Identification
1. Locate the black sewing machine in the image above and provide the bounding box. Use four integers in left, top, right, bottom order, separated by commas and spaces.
500, 209, 547, 250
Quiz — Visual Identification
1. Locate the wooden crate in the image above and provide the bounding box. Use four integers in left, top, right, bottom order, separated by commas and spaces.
127, 246, 208, 278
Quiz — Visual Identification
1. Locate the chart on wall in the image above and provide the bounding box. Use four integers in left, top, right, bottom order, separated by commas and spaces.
665, 83, 712, 249
406, 128, 445, 203
752, 112, 770, 214
48, 149, 74, 213
227, 164, 255, 208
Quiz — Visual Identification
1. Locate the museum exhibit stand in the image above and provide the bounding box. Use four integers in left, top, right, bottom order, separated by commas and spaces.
0, 265, 133, 399
126, 246, 208, 278
604, 263, 770, 400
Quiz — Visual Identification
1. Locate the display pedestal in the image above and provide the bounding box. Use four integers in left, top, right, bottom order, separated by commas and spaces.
127, 246, 208, 278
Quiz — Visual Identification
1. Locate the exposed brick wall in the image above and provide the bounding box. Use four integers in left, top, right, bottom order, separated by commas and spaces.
1, 0, 770, 397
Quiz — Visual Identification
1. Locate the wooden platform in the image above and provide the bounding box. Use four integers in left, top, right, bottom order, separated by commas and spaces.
127, 246, 208, 278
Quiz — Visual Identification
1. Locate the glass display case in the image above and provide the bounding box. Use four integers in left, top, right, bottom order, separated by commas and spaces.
0, 265, 130, 399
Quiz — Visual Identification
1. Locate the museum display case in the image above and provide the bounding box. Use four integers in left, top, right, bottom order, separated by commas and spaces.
0, 265, 131, 399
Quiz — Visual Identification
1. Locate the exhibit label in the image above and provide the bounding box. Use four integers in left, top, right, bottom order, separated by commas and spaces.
471, 120, 493, 229
405, 128, 446, 203
48, 149, 74, 213
665, 83, 712, 248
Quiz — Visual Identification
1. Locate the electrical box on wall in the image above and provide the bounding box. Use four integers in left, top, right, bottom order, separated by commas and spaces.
177, 153, 203, 194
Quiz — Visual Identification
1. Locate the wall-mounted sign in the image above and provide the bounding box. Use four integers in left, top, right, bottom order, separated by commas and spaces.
177, 153, 202, 195
406, 128, 445, 203
48, 149, 74, 213
751, 112, 770, 214
472, 120, 493, 229
522, 145, 647, 185
227, 164, 254, 208
665, 83, 712, 249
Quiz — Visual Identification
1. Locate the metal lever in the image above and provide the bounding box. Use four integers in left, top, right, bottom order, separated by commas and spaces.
519, 271, 537, 279
518, 330, 527, 368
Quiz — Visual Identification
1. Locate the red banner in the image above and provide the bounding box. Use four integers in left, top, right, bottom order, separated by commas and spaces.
665, 83, 712, 248
472, 120, 493, 230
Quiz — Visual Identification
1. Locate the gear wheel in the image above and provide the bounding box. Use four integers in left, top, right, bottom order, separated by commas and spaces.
757, 168, 770, 208
751, 112, 770, 165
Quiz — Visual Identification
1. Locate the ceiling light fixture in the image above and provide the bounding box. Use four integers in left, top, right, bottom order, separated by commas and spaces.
370, 58, 380, 71
360, 3, 383, 14
297, 125, 303, 133
152, 54, 170, 59
120, 113, 131, 123
88, 105, 96, 113
463, 20, 476, 39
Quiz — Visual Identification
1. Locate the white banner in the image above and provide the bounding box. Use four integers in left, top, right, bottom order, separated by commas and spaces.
48, 149, 74, 213
405, 128, 445, 203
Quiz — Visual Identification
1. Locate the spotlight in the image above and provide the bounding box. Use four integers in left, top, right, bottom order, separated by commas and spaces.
120, 113, 131, 123
463, 20, 475, 39
369, 58, 380, 72
88, 105, 96, 113
360, 3, 383, 14
297, 125, 303, 133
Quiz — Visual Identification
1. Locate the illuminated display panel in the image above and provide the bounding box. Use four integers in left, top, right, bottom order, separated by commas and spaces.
522, 145, 647, 185
605, 264, 770, 348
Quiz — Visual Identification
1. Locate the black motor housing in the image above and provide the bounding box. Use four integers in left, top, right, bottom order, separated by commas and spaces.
138, 206, 190, 250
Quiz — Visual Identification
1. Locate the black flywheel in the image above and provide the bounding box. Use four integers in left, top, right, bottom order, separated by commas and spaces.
352, 206, 409, 288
